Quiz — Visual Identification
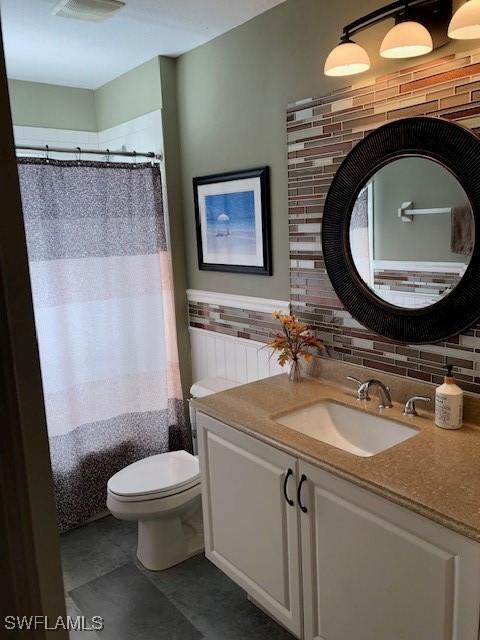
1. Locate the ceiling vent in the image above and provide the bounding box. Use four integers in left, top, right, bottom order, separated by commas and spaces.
52, 0, 125, 22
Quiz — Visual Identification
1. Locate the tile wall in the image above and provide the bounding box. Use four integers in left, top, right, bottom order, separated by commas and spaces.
189, 300, 280, 344
287, 48, 480, 394
14, 110, 162, 163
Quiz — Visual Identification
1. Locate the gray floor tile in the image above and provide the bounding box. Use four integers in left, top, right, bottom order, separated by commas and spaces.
62, 516, 294, 639
70, 563, 202, 640
141, 554, 295, 640
61, 518, 131, 591
92, 515, 138, 558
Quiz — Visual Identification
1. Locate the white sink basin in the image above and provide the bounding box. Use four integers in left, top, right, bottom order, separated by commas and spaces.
275, 400, 418, 457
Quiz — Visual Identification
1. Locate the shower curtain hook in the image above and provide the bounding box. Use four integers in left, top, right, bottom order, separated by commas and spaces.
106, 148, 110, 164
133, 150, 137, 165
45, 144, 49, 163
76, 146, 82, 164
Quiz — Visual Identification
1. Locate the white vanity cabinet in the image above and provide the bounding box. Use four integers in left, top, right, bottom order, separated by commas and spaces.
197, 411, 302, 636
300, 462, 480, 640
197, 411, 480, 640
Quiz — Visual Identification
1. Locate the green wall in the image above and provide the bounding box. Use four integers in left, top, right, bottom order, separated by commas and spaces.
8, 79, 97, 131
158, 56, 191, 395
8, 1, 473, 303
176, 0, 471, 300
94, 57, 163, 131
8, 57, 164, 133
373, 157, 471, 263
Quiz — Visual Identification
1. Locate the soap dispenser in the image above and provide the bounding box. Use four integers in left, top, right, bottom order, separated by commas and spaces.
435, 364, 463, 430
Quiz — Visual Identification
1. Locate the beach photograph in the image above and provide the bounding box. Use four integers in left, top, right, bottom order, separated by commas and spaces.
193, 167, 271, 274
204, 189, 257, 258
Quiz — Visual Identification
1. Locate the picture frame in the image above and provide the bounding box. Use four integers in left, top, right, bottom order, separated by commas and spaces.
193, 166, 272, 275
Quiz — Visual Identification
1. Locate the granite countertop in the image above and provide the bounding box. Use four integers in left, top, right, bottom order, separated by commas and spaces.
193, 374, 480, 542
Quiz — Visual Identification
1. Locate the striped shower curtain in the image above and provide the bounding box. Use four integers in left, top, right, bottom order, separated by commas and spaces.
18, 159, 189, 531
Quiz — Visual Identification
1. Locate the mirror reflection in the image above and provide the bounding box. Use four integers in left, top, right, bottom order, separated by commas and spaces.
349, 157, 474, 309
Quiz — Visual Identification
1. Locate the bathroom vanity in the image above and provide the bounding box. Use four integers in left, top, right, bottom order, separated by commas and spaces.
194, 374, 480, 640
192, 115, 480, 640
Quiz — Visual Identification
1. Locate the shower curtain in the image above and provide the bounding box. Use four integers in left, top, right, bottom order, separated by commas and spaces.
349, 185, 372, 286
18, 158, 189, 531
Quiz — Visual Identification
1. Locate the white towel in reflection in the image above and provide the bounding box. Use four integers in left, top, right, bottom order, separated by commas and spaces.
451, 205, 474, 256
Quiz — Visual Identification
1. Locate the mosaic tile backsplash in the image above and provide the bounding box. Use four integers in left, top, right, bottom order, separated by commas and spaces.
189, 301, 277, 344
287, 48, 480, 394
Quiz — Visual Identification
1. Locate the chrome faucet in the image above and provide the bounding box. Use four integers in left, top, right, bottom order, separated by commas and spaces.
403, 395, 431, 416
347, 376, 393, 409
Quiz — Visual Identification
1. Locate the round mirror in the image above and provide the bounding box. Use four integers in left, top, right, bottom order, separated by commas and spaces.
349, 156, 474, 309
322, 117, 480, 344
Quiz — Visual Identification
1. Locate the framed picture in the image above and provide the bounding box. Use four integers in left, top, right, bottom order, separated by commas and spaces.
193, 167, 272, 275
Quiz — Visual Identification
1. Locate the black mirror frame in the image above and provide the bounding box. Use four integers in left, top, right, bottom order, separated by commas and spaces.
322, 116, 480, 344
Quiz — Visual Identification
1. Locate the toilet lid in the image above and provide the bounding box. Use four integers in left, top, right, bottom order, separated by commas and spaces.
107, 450, 200, 499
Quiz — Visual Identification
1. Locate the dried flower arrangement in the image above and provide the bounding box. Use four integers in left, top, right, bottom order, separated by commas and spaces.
267, 311, 324, 382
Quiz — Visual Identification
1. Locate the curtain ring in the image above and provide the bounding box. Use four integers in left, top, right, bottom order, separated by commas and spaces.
45, 144, 49, 163
76, 146, 81, 164
106, 148, 110, 164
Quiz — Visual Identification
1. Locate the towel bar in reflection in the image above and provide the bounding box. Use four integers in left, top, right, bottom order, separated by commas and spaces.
398, 201, 452, 223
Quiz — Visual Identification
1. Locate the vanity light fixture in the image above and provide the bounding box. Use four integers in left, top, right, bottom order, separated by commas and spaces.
324, 36, 371, 76
324, 0, 452, 77
448, 0, 480, 39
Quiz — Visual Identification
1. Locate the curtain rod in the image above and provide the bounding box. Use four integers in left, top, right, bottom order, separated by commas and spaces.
15, 144, 163, 162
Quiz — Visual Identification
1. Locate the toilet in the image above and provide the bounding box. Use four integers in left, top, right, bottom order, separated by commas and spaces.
107, 376, 239, 570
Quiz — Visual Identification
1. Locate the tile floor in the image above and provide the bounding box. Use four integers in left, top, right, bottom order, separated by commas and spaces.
62, 516, 295, 640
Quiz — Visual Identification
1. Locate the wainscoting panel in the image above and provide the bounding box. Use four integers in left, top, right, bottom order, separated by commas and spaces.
187, 289, 289, 386
189, 327, 284, 385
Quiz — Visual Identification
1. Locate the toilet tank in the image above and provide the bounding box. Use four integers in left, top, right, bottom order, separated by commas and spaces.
189, 377, 239, 454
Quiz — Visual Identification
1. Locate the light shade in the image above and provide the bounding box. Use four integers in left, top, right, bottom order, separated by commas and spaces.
448, 0, 480, 39
380, 21, 433, 58
324, 42, 370, 77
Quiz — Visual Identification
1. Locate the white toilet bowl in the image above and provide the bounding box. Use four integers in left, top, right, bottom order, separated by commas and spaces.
107, 377, 239, 571
107, 450, 203, 571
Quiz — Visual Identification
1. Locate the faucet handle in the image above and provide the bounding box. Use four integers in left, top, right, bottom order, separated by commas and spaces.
346, 376, 370, 401
346, 376, 363, 388
403, 395, 431, 416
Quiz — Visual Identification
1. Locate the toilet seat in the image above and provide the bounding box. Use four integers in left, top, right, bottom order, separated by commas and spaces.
107, 450, 200, 503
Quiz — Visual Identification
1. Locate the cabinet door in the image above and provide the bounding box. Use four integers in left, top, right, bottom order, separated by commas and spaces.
197, 412, 302, 637
300, 461, 480, 640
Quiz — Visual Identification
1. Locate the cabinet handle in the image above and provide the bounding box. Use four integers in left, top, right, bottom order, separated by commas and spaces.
283, 468, 294, 506
297, 474, 308, 513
